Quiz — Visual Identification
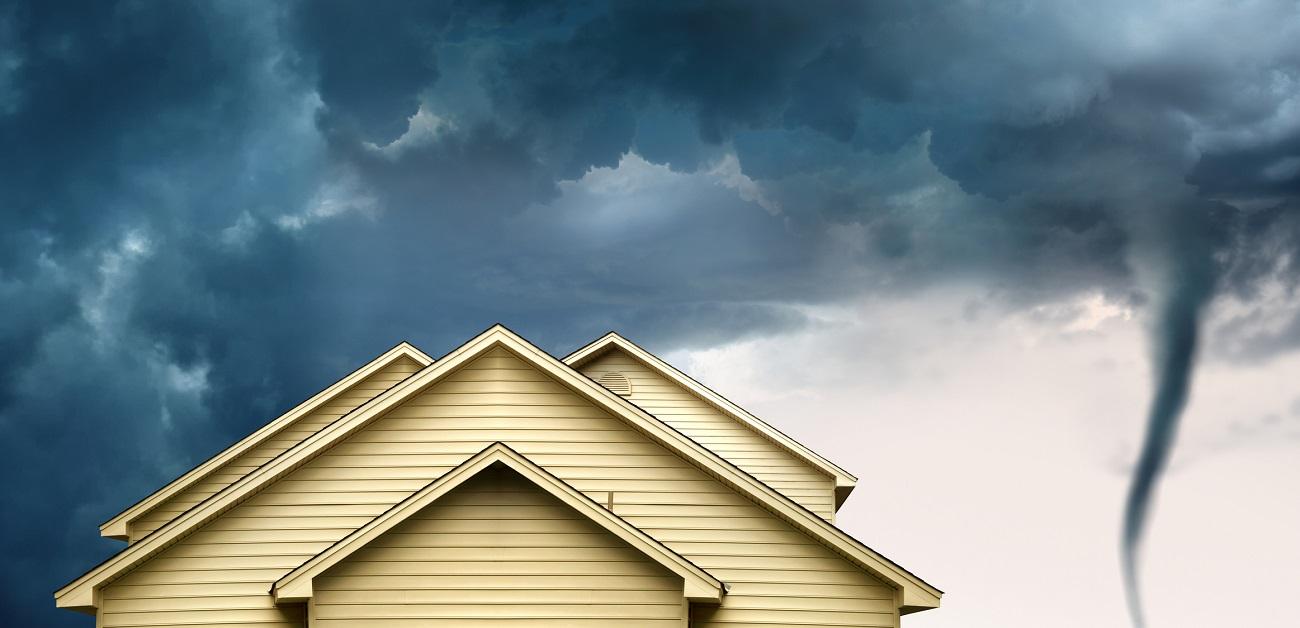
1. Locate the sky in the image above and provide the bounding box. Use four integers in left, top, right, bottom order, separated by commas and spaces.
1, 1, 1299, 626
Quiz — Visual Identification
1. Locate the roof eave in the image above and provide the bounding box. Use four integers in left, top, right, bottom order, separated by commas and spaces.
834, 481, 856, 510
902, 596, 943, 614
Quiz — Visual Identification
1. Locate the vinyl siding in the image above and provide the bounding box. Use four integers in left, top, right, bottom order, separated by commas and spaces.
579, 349, 838, 520
128, 356, 424, 542
99, 346, 896, 628
310, 464, 686, 627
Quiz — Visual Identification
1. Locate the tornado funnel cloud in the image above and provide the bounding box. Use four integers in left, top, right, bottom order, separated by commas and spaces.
1121, 288, 1208, 628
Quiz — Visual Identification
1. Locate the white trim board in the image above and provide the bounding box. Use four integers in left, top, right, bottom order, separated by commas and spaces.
273, 442, 725, 605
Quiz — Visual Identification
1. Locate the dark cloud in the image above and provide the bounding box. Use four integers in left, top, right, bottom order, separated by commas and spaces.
290, 1, 447, 143
1189, 137, 1300, 200
3, 1, 1300, 625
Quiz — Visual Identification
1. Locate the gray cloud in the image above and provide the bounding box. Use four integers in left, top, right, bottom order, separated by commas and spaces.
3, 1, 1300, 625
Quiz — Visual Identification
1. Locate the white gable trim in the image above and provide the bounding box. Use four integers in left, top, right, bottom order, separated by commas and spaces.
59, 325, 939, 613
97, 342, 434, 541
565, 332, 858, 505
274, 442, 724, 604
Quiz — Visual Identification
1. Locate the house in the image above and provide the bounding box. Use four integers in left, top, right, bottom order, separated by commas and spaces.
58, 325, 941, 627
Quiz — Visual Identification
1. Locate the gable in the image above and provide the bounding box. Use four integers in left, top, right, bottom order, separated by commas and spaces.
577, 346, 838, 520
100, 343, 432, 542
276, 443, 722, 619
65, 326, 939, 620
308, 465, 690, 627
566, 333, 858, 511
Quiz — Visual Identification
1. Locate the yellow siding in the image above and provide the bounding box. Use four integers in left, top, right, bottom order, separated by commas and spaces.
310, 464, 686, 627
100, 347, 896, 628
128, 356, 424, 541
580, 349, 838, 520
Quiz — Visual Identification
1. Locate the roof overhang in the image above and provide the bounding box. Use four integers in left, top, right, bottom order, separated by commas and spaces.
273, 442, 725, 605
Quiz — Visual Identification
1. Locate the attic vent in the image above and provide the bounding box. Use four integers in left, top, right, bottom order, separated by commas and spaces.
596, 371, 632, 397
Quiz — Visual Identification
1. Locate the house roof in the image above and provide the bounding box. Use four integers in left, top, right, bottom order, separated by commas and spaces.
565, 331, 859, 507
97, 342, 434, 540
58, 324, 939, 613
273, 442, 724, 604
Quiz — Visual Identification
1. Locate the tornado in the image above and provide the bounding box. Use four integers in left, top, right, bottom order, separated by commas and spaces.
1121, 273, 1213, 628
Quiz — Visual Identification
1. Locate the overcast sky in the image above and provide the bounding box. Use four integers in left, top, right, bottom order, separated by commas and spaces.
2, 2, 1299, 627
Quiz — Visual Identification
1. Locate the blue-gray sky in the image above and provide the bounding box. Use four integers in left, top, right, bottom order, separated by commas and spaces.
2, 2, 1299, 626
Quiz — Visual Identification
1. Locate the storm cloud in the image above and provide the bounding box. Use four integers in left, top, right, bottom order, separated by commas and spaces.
2, 1, 1299, 625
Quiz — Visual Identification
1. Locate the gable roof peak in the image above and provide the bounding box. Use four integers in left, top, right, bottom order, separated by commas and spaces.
392, 340, 435, 364
273, 441, 724, 605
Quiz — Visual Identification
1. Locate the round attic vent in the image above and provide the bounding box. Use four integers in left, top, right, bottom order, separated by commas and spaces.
596, 371, 632, 397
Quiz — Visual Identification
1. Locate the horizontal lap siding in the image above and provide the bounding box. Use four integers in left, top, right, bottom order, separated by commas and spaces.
101, 347, 895, 628
310, 465, 685, 627
128, 357, 423, 541
579, 351, 837, 520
